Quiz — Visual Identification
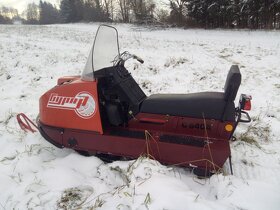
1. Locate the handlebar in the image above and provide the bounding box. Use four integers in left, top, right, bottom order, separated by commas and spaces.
113, 51, 144, 66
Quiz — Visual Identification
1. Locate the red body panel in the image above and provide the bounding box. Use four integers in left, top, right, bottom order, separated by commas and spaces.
39, 77, 103, 134
63, 126, 230, 169
38, 77, 236, 172
130, 113, 234, 140
57, 75, 80, 85
38, 116, 231, 170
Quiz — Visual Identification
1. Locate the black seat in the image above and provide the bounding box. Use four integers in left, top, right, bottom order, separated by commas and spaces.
140, 65, 241, 121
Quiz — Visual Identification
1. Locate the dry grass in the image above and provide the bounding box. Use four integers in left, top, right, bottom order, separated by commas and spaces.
57, 186, 93, 210
238, 116, 271, 148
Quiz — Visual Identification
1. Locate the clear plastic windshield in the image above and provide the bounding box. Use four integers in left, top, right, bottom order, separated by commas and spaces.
82, 25, 120, 81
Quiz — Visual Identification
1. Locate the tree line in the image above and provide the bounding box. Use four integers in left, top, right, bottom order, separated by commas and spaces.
1, 0, 280, 29
170, 0, 280, 29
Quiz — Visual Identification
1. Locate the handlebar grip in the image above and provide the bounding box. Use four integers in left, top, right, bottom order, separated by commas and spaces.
136, 57, 144, 64
133, 55, 144, 64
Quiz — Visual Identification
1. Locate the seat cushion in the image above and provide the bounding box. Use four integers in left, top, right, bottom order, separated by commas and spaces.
140, 92, 235, 121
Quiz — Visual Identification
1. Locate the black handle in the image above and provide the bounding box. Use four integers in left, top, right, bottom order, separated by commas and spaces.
239, 110, 251, 123
133, 55, 144, 64
136, 57, 144, 64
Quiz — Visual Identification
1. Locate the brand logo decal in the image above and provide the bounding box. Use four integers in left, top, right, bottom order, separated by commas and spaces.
47, 92, 96, 119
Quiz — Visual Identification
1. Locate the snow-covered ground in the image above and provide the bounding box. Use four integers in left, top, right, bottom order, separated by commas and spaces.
0, 23, 280, 209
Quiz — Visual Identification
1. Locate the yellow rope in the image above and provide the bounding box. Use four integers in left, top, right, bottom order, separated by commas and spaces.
202, 114, 217, 173
144, 130, 161, 159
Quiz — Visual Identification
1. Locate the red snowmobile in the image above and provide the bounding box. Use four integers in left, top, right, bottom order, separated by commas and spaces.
30, 25, 251, 176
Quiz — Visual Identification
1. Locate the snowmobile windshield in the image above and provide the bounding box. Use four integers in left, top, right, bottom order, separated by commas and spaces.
82, 25, 120, 81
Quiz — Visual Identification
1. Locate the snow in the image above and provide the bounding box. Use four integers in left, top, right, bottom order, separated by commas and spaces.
1, 23, 280, 209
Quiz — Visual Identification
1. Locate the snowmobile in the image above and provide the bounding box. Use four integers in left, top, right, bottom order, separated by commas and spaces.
19, 25, 252, 176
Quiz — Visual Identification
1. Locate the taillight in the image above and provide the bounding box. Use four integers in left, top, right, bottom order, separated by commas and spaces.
239, 94, 252, 111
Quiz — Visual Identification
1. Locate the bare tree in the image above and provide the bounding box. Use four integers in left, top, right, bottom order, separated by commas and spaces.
130, 0, 156, 23
26, 3, 39, 24
0, 6, 17, 24
102, 0, 114, 21
155, 8, 169, 23
117, 0, 130, 22
0, 6, 19, 18
169, 0, 187, 25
